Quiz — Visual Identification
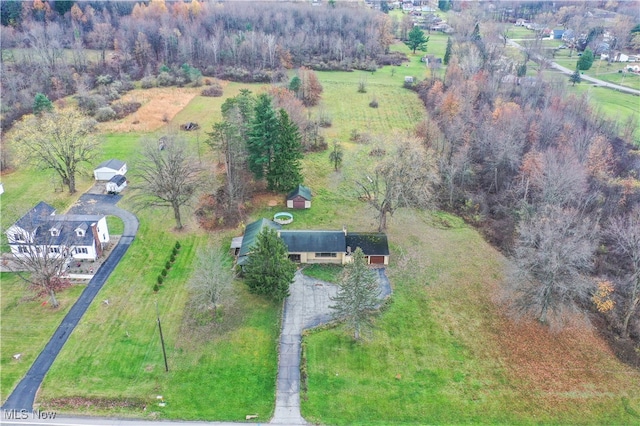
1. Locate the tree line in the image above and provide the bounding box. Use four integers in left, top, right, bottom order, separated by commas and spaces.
0, 0, 394, 137
412, 33, 639, 338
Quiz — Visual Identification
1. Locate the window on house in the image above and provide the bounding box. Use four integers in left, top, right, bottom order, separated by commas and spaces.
315, 252, 337, 258
49, 247, 60, 253
18, 246, 29, 254
14, 233, 25, 241
50, 229, 59, 237
76, 230, 84, 237
76, 247, 88, 254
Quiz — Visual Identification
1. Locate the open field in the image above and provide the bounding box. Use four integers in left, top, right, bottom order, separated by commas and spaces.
1, 274, 85, 403
2, 51, 640, 424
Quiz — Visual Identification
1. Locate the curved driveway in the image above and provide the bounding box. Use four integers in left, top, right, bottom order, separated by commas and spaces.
2, 194, 139, 411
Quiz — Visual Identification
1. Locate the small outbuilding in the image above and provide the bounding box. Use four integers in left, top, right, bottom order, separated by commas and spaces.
106, 174, 127, 194
286, 185, 312, 209
94, 159, 127, 181
346, 232, 390, 265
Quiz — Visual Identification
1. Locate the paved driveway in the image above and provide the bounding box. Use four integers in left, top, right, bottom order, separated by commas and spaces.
272, 268, 392, 425
2, 195, 139, 411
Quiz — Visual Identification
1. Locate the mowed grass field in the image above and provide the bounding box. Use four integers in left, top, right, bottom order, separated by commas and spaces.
2, 55, 640, 424
0, 274, 85, 403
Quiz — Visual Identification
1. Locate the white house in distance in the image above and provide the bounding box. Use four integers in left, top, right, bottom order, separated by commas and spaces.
6, 201, 110, 262
94, 159, 127, 181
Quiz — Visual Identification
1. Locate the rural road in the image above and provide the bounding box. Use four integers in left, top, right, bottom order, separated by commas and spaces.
507, 39, 640, 96
2, 195, 139, 412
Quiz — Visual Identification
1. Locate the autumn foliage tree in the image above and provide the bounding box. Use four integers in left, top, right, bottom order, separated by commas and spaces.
296, 67, 323, 107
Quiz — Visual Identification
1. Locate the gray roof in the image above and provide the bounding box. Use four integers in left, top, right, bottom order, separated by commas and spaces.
15, 201, 56, 233
11, 202, 103, 248
96, 159, 125, 171
280, 230, 345, 253
108, 174, 127, 185
286, 184, 312, 201
346, 233, 389, 256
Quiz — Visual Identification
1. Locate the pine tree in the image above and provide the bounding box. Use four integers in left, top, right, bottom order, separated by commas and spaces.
330, 248, 381, 341
267, 109, 303, 192
33, 93, 53, 116
570, 68, 582, 86
247, 93, 278, 180
244, 227, 296, 301
443, 37, 452, 65
406, 26, 429, 54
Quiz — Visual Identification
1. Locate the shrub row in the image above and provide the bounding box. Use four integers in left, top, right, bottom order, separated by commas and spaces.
153, 241, 181, 293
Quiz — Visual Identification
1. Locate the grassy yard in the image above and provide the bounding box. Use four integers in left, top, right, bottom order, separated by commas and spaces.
1, 273, 85, 403
301, 209, 640, 425
2, 42, 639, 424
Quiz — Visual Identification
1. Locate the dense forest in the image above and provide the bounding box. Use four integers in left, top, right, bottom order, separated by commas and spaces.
0, 0, 396, 135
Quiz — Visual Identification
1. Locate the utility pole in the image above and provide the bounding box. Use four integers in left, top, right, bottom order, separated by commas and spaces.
156, 302, 169, 372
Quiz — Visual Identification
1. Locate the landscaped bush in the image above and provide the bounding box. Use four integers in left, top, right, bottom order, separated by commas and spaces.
161, 269, 168, 277
201, 82, 223, 97
157, 276, 163, 285
140, 76, 157, 89
94, 106, 116, 122
153, 283, 160, 292
165, 261, 171, 270
175, 241, 181, 250
170, 254, 176, 263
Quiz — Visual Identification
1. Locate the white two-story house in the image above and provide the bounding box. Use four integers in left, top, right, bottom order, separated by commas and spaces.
6, 201, 110, 262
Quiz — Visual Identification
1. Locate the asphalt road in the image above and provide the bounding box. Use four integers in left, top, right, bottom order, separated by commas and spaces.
507, 39, 640, 96
2, 195, 139, 412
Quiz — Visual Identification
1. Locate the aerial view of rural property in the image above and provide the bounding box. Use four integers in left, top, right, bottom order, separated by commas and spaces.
1, 0, 639, 425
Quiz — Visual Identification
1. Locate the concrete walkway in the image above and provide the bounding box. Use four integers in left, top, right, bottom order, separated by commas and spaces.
2, 194, 139, 412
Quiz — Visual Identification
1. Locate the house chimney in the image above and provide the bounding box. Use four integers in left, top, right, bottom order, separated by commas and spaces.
91, 223, 103, 257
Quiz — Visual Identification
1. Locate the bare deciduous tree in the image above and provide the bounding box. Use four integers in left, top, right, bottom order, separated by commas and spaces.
606, 208, 640, 338
188, 246, 235, 320
11, 109, 100, 194
508, 205, 599, 325
357, 138, 439, 232
133, 136, 203, 230
6, 226, 72, 308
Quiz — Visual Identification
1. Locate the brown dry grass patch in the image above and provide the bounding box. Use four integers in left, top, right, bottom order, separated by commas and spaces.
97, 87, 200, 133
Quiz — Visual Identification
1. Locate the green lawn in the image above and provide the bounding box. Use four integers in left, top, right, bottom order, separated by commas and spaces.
302, 264, 343, 283
1, 273, 85, 403
301, 209, 640, 425
2, 45, 640, 424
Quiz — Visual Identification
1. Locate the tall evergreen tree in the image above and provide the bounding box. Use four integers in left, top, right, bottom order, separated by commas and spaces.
268, 109, 303, 192
33, 93, 53, 116
244, 227, 296, 301
247, 94, 278, 180
330, 248, 381, 341
443, 37, 453, 65
406, 26, 429, 54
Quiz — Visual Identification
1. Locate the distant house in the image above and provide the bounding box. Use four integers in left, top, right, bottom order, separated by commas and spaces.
6, 202, 110, 262
286, 185, 312, 209
553, 29, 565, 39
236, 219, 390, 266
106, 174, 127, 194
515, 19, 528, 27
94, 159, 127, 181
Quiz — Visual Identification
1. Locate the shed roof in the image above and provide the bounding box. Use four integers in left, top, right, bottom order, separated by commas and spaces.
286, 184, 312, 201
346, 232, 390, 256
280, 230, 346, 253
96, 159, 126, 171
237, 219, 281, 264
